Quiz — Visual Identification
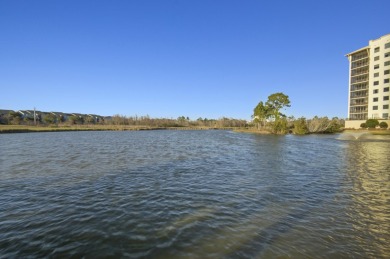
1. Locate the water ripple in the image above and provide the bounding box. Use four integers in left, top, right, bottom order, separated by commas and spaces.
0, 131, 389, 258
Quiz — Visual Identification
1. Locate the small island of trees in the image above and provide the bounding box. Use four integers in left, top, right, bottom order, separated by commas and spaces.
253, 92, 345, 134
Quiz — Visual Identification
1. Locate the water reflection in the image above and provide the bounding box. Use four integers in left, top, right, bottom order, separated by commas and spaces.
343, 136, 390, 258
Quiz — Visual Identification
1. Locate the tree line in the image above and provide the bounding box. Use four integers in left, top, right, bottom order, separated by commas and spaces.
0, 111, 248, 128
108, 115, 248, 128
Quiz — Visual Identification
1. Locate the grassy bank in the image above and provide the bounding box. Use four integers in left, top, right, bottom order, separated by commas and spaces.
233, 128, 272, 134
0, 124, 237, 133
343, 129, 390, 135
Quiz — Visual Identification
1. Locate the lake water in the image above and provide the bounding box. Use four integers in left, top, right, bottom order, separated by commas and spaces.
0, 130, 389, 258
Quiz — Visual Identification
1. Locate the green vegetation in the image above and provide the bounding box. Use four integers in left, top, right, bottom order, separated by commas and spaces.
43, 113, 57, 124
0, 110, 249, 133
360, 119, 388, 129
253, 92, 291, 134
365, 119, 379, 129
379, 121, 388, 129
265, 92, 291, 121
292, 117, 309, 135
251, 92, 344, 135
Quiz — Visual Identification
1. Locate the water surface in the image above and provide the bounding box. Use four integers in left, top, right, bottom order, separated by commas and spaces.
0, 130, 389, 258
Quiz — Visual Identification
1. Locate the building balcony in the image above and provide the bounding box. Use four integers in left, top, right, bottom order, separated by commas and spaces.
350, 95, 368, 99
350, 79, 369, 84
351, 55, 369, 62
349, 114, 368, 120
351, 71, 369, 77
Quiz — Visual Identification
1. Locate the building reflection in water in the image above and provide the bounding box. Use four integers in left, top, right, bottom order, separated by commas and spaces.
342, 136, 390, 258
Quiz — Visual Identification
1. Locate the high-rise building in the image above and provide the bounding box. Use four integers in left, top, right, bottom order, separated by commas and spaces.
346, 34, 390, 128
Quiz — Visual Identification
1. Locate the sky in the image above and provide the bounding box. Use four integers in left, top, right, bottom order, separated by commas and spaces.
1, 0, 389, 120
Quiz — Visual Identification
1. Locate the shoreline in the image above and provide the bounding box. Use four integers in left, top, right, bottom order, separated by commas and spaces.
1, 125, 389, 135
0, 125, 239, 134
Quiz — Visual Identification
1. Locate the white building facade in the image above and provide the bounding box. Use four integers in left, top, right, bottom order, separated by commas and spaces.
346, 34, 390, 128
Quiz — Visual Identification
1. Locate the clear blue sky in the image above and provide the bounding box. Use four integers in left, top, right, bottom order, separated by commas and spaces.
1, 0, 389, 120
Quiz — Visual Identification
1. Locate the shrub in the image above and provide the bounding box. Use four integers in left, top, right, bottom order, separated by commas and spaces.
360, 122, 367, 128
293, 117, 309, 135
379, 121, 388, 129
271, 118, 289, 134
43, 114, 57, 124
365, 119, 379, 129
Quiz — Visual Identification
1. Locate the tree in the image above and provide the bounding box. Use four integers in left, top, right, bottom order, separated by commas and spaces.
252, 92, 291, 134
360, 122, 367, 128
365, 119, 379, 129
265, 92, 291, 121
68, 115, 83, 125
379, 121, 388, 129
8, 111, 22, 125
85, 116, 95, 124
43, 114, 57, 124
253, 101, 269, 128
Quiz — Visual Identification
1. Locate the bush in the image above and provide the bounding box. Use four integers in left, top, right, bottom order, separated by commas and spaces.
271, 118, 289, 134
43, 114, 57, 124
360, 122, 367, 128
293, 117, 309, 135
365, 119, 379, 129
379, 121, 388, 129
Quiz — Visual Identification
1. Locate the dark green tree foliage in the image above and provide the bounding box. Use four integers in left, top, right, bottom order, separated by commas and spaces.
265, 92, 291, 120
253, 101, 269, 128
379, 121, 388, 129
365, 119, 379, 129
253, 92, 291, 134
360, 123, 367, 128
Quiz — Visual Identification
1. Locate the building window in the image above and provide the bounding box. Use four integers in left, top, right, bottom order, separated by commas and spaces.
385, 61, 390, 66
385, 52, 390, 58
373, 89, 379, 94
385, 70, 390, 75
386, 42, 390, 49
384, 105, 389, 109
384, 87, 389, 92
374, 47, 380, 53
383, 113, 389, 119
384, 96, 389, 101
373, 106, 378, 110
374, 81, 379, 85
385, 78, 390, 83
374, 64, 380, 69
373, 97, 378, 102
374, 56, 380, 61
374, 72, 379, 77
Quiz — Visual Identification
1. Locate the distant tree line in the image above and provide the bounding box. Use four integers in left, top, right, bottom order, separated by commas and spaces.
108, 115, 248, 128
0, 111, 101, 126
0, 110, 248, 128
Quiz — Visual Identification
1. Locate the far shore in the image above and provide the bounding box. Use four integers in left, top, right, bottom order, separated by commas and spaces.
1, 125, 389, 135
0, 124, 240, 134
